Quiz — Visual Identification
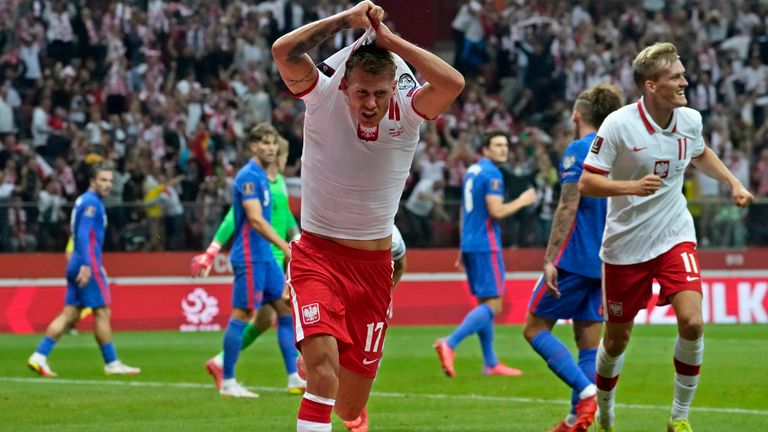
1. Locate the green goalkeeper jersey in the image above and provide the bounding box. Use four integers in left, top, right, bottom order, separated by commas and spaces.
213, 173, 297, 268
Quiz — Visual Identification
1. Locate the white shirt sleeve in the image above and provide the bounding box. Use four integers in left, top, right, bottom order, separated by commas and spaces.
583, 114, 621, 174
690, 111, 706, 158
300, 67, 340, 110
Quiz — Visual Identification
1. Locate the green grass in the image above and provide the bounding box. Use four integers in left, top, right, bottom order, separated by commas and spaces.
1, 325, 766, 431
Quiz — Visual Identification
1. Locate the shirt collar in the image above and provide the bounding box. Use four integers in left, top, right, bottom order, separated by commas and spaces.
637, 97, 677, 135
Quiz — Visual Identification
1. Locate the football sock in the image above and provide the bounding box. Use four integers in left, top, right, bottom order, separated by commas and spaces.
595, 341, 624, 428
446, 303, 493, 350
297, 392, 335, 432
671, 336, 703, 420
240, 321, 262, 350
278, 315, 298, 374
223, 318, 247, 379
477, 312, 498, 367
99, 342, 118, 364
35, 336, 57, 357
530, 332, 593, 396
574, 347, 598, 410
213, 321, 263, 366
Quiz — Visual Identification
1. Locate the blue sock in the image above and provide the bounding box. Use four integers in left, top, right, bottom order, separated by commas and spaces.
277, 315, 298, 375
477, 315, 498, 367
572, 347, 598, 413
446, 304, 493, 350
223, 318, 247, 379
99, 342, 118, 364
530, 331, 592, 393
35, 336, 57, 356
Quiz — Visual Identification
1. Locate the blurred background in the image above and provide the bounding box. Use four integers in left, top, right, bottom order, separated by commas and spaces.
0, 0, 767, 254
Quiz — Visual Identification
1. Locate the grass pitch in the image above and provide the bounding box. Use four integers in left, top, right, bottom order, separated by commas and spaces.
1, 324, 766, 431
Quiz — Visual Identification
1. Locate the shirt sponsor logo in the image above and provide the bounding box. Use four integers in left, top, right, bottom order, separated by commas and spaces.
362, 357, 379, 365
242, 182, 255, 195
632, 146, 648, 152
85, 205, 96, 216
654, 160, 670, 179
302, 303, 321, 325
608, 301, 623, 317
590, 136, 604, 154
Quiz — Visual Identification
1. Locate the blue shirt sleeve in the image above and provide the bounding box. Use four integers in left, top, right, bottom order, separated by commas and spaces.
560, 141, 584, 185
236, 172, 264, 204
484, 166, 505, 197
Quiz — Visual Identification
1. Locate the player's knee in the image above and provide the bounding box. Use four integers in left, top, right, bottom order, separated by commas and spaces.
305, 354, 338, 385
522, 323, 539, 343
678, 315, 703, 339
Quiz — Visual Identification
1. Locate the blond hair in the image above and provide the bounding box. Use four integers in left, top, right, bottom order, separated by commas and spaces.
248, 123, 278, 144
276, 135, 289, 158
632, 42, 679, 90
574, 83, 624, 128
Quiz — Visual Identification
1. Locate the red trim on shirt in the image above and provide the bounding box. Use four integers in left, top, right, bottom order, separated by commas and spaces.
486, 219, 499, 253
554, 221, 577, 266
583, 163, 609, 174
89, 229, 110, 304
410, 87, 437, 121
242, 224, 255, 308
289, 73, 320, 99
637, 99, 656, 134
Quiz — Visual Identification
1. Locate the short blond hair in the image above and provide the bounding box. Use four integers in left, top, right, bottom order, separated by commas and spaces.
276, 135, 289, 158
632, 42, 679, 90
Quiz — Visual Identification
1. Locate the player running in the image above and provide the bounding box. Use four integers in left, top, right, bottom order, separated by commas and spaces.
28, 162, 140, 377
273, 1, 463, 430
214, 123, 292, 398
434, 131, 536, 378
523, 83, 623, 432
580, 43, 754, 432
192, 135, 304, 394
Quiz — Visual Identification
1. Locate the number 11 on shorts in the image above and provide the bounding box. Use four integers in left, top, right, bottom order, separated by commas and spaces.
680, 252, 699, 274
364, 322, 385, 353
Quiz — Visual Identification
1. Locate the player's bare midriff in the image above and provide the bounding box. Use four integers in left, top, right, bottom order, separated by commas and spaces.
305, 230, 393, 251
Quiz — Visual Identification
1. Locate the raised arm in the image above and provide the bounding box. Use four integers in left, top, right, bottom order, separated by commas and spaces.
373, 23, 465, 119
272, 1, 382, 95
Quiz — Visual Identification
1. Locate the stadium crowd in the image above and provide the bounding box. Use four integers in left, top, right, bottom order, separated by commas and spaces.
0, 0, 767, 253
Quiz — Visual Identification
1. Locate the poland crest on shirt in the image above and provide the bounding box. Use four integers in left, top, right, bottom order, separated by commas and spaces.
583, 98, 706, 265
296, 30, 430, 241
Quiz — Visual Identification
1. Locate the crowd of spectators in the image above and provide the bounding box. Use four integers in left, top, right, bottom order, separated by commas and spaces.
0, 0, 767, 253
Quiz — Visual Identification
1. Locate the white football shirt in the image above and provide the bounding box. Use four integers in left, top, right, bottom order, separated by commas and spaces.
298, 47, 428, 240
583, 98, 706, 265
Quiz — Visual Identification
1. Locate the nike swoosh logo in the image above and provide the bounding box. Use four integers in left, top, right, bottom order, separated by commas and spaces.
632, 146, 648, 152
362, 358, 379, 365
687, 276, 700, 281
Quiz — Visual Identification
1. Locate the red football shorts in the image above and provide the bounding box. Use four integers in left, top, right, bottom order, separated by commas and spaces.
602, 242, 702, 323
286, 232, 393, 378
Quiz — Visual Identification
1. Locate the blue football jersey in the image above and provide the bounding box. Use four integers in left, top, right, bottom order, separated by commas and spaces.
461, 158, 504, 253
231, 159, 274, 263
555, 132, 606, 279
68, 190, 106, 269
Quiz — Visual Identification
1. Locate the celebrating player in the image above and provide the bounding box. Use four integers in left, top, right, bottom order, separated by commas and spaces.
579, 42, 754, 432
523, 83, 623, 432
192, 135, 304, 394
434, 131, 536, 377
28, 162, 140, 377
273, 1, 463, 430
216, 123, 292, 398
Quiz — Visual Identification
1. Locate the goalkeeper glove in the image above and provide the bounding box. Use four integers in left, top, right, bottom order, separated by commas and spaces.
190, 242, 221, 277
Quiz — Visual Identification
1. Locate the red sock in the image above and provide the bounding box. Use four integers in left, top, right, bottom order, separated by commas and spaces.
297, 393, 334, 432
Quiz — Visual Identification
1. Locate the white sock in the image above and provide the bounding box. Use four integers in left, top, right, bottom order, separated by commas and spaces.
214, 353, 224, 368
579, 383, 597, 399
222, 378, 236, 388
297, 420, 332, 432
595, 341, 624, 428
564, 413, 577, 427
672, 336, 703, 420
30, 352, 47, 363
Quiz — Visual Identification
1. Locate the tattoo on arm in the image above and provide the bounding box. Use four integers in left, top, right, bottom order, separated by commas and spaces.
286, 69, 317, 85
286, 17, 349, 62
544, 183, 580, 263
